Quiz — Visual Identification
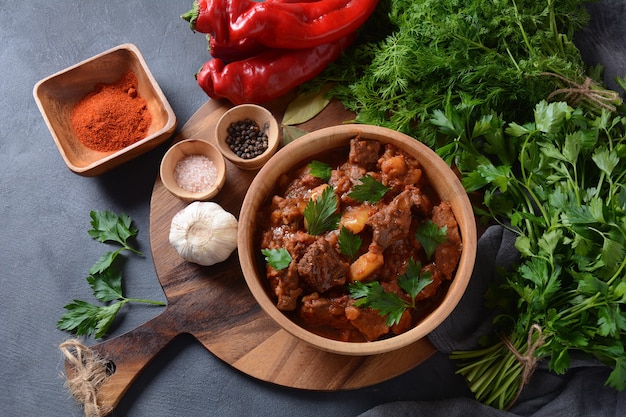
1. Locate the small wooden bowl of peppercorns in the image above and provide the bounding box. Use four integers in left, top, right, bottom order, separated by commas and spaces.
215, 104, 280, 170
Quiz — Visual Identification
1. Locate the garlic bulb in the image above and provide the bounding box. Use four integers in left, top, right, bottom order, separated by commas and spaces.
169, 201, 238, 266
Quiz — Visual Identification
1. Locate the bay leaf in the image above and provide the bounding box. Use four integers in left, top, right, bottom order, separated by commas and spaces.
282, 125, 309, 145
282, 84, 333, 126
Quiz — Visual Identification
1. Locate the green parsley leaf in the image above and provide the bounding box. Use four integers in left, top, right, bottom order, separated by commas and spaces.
304, 186, 341, 235
308, 160, 332, 181
349, 281, 407, 326
477, 164, 512, 193
607, 357, 626, 391
338, 226, 362, 260
397, 259, 432, 300
88, 210, 141, 254
415, 220, 447, 259
87, 268, 124, 303
56, 299, 124, 339
349, 258, 433, 326
261, 248, 292, 270
348, 175, 390, 203
88, 250, 121, 275
592, 146, 620, 177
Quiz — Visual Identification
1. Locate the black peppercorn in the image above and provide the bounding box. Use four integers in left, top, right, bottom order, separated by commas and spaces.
225, 118, 269, 159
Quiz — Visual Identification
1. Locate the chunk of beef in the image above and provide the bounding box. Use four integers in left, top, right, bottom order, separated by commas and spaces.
381, 240, 415, 281
299, 293, 353, 331
415, 263, 443, 301
297, 236, 349, 293
261, 228, 314, 261
267, 261, 302, 311
407, 185, 432, 216
345, 305, 390, 341
284, 230, 316, 261
368, 190, 412, 249
391, 310, 414, 336
284, 170, 325, 200
349, 138, 381, 171
268, 195, 304, 228
330, 161, 367, 205
431, 201, 462, 280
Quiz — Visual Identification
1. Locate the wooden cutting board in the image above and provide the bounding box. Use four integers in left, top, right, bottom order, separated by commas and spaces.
70, 96, 437, 413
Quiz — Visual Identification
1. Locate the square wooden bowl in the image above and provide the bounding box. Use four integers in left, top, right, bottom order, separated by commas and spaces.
33, 43, 177, 176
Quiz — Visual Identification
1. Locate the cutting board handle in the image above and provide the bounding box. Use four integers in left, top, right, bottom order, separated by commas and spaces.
62, 307, 179, 415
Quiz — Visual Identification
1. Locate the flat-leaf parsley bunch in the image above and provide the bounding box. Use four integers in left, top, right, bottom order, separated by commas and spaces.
433, 97, 626, 408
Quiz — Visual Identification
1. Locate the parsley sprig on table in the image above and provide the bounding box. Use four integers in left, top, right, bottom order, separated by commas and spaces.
349, 259, 432, 326
433, 99, 626, 408
57, 210, 165, 339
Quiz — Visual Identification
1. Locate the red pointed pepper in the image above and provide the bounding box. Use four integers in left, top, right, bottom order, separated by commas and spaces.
183, 0, 379, 49
196, 34, 355, 104
228, 0, 379, 49
183, 0, 262, 62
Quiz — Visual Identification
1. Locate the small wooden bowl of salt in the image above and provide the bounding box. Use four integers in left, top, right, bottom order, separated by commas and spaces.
160, 139, 226, 202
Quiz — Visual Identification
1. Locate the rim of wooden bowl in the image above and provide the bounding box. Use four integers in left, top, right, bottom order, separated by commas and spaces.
238, 124, 477, 356
215, 104, 280, 170
160, 138, 226, 202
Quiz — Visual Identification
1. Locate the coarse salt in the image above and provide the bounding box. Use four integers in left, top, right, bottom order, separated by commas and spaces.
175, 154, 218, 193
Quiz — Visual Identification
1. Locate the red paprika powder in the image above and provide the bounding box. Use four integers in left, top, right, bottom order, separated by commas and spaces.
71, 71, 152, 152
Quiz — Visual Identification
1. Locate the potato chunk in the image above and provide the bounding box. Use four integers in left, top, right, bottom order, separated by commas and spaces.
349, 249, 384, 282
340, 205, 371, 234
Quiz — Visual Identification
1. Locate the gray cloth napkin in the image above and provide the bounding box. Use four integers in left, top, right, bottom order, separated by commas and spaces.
358, 225, 626, 416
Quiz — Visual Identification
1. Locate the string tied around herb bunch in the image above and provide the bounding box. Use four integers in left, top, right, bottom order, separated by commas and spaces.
59, 339, 113, 417
501, 324, 546, 410
541, 72, 622, 112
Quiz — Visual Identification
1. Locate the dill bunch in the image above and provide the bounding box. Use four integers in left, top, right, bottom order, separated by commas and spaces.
311, 0, 618, 145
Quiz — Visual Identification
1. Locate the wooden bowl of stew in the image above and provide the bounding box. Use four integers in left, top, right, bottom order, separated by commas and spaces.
238, 124, 476, 356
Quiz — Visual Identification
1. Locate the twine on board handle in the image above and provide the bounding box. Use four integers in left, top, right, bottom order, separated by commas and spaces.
59, 339, 112, 417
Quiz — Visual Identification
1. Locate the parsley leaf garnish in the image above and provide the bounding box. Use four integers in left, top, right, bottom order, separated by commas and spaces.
304, 186, 341, 235
415, 220, 447, 259
349, 259, 432, 326
351, 281, 408, 326
348, 175, 390, 203
308, 160, 332, 181
338, 226, 362, 260
398, 259, 433, 299
261, 248, 292, 270
57, 211, 165, 339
